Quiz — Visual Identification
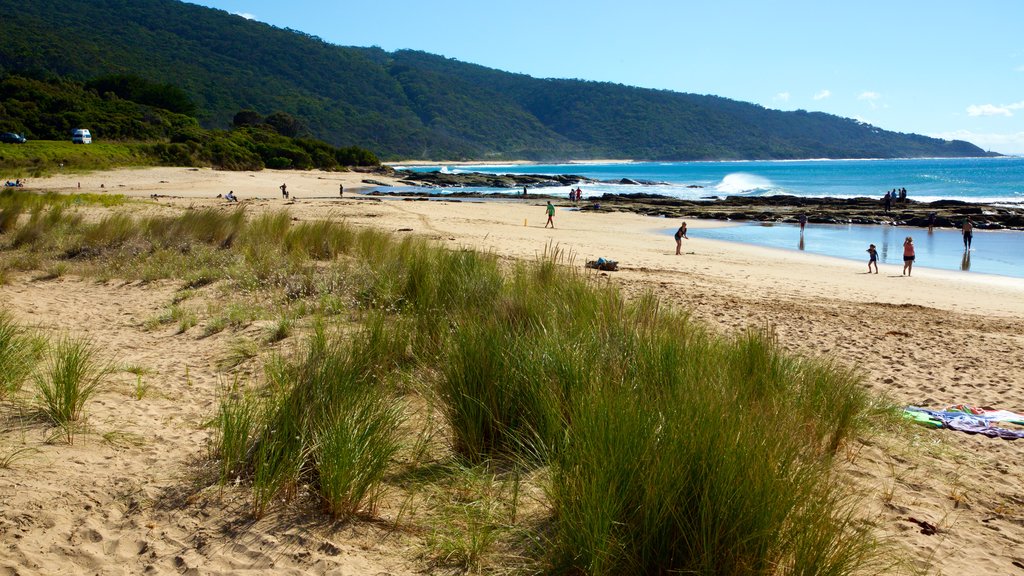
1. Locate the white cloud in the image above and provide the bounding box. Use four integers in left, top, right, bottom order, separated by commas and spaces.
930, 129, 1024, 155
858, 91, 882, 110
234, 12, 256, 19
966, 101, 1024, 117
774, 92, 790, 102
813, 90, 831, 100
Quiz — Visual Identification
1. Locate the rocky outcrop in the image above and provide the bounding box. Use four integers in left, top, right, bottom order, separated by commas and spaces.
581, 193, 1024, 230
394, 170, 589, 189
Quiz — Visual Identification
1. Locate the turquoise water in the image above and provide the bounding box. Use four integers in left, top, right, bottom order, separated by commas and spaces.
690, 223, 1024, 278
397, 158, 1024, 277
404, 157, 1024, 203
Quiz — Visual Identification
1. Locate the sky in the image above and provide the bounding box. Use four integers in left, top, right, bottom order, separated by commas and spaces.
187, 0, 1024, 155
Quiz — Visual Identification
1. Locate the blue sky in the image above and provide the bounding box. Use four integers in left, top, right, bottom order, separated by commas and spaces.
188, 0, 1024, 154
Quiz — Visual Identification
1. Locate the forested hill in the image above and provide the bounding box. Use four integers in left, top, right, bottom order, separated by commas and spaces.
0, 0, 990, 160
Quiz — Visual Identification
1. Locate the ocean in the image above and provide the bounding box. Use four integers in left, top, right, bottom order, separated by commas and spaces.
403, 157, 1024, 204
399, 157, 1024, 278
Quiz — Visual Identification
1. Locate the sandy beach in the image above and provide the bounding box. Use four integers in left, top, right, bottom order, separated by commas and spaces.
3, 167, 1024, 574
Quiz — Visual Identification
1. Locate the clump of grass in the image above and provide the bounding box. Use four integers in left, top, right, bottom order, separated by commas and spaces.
202, 316, 228, 337
0, 446, 37, 469
266, 315, 293, 343
286, 219, 354, 260
214, 379, 260, 483
214, 320, 406, 519
143, 304, 197, 333
35, 337, 111, 444
13, 205, 81, 250
0, 310, 43, 400
313, 390, 402, 519
0, 195, 24, 233
78, 213, 141, 253
423, 464, 522, 573
219, 338, 261, 371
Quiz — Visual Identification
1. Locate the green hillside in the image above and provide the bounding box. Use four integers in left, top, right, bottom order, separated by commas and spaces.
0, 0, 990, 160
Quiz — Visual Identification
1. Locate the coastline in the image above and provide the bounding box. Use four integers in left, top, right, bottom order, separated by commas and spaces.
5, 166, 1024, 574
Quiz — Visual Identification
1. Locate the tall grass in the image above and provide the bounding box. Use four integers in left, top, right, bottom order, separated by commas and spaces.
423, 247, 877, 574
216, 319, 406, 518
0, 310, 43, 399
0, 196, 24, 234
35, 337, 110, 444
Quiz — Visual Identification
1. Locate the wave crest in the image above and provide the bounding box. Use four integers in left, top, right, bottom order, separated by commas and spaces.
715, 173, 775, 195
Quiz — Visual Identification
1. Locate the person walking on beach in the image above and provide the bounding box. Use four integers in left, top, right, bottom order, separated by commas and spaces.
544, 201, 555, 228
866, 243, 878, 274
797, 213, 807, 233
339, 183, 344, 198
883, 191, 892, 213
675, 221, 688, 255
280, 183, 288, 199
962, 217, 974, 250
902, 236, 915, 276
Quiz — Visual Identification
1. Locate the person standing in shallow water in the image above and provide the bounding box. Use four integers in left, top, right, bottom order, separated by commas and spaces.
902, 236, 915, 276
674, 221, 688, 255
544, 201, 555, 228
962, 217, 974, 250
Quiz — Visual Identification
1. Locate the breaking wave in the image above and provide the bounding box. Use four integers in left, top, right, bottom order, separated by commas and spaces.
714, 173, 775, 195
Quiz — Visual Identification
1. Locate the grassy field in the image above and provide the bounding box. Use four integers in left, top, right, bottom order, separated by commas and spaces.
0, 140, 161, 176
0, 189, 892, 574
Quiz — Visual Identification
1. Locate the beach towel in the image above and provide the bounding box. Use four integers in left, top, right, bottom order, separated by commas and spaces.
944, 404, 1024, 425
903, 406, 1024, 440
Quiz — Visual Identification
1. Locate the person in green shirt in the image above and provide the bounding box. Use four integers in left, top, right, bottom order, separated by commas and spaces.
544, 201, 555, 228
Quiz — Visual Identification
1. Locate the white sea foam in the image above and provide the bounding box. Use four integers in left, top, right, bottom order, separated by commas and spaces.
714, 173, 775, 194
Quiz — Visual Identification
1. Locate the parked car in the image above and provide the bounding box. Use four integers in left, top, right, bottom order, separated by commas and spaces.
0, 132, 27, 144
72, 128, 92, 144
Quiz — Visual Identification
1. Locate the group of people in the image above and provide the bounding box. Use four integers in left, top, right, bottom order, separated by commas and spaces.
569, 187, 584, 203
3, 179, 24, 187
882, 187, 908, 212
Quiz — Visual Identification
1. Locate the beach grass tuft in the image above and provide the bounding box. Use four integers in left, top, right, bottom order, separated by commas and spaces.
0, 310, 43, 400
35, 337, 110, 444
216, 320, 406, 519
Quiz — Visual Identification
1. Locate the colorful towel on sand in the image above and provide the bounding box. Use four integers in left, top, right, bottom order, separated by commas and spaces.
903, 406, 1024, 440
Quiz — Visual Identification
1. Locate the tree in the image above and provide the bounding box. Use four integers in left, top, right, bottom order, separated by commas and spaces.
264, 111, 301, 137
233, 109, 263, 127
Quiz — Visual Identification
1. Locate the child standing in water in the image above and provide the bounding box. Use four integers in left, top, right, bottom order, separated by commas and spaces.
866, 243, 878, 274
902, 237, 915, 276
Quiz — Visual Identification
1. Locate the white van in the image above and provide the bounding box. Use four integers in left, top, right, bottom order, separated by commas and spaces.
72, 129, 92, 144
